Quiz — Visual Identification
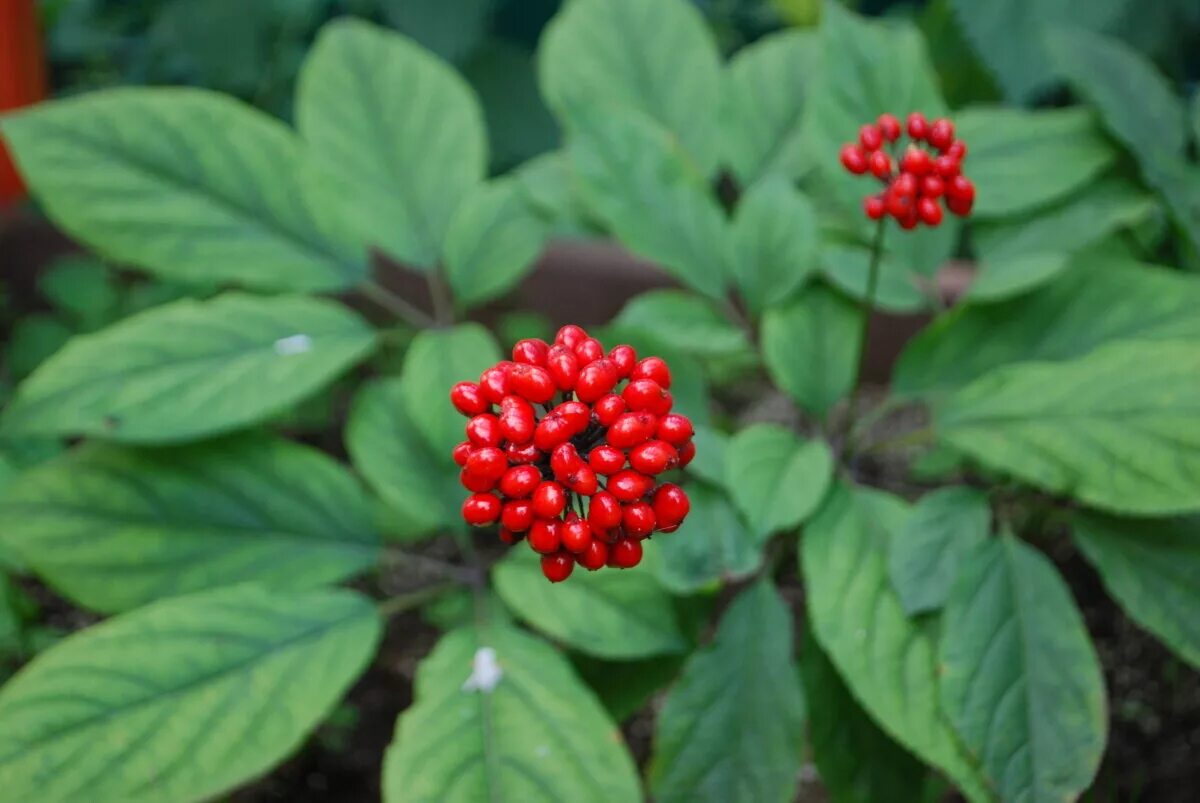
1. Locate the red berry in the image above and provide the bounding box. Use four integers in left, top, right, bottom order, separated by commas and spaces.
886, 191, 912, 220
532, 481, 567, 518
947, 174, 975, 202
498, 527, 519, 545
541, 552, 575, 582
555, 324, 588, 350
622, 502, 656, 538
652, 483, 690, 529
462, 493, 500, 526
900, 146, 931, 176
551, 442, 584, 479
608, 345, 637, 377
906, 112, 929, 140
947, 140, 967, 160
564, 465, 599, 496
609, 538, 643, 569
917, 197, 943, 226
562, 515, 593, 553
505, 440, 539, 464
594, 394, 626, 427
452, 441, 473, 467
589, 491, 623, 531
677, 440, 696, 468
656, 414, 693, 446
460, 468, 495, 493
552, 401, 590, 434
529, 519, 563, 554
545, 346, 580, 391
623, 379, 671, 415
607, 412, 658, 449
869, 150, 892, 179
892, 172, 918, 197
928, 118, 955, 150
577, 540, 608, 571
498, 395, 535, 444
478, 363, 512, 404
840, 143, 868, 174
501, 499, 534, 532
898, 206, 920, 229
947, 194, 974, 217
630, 356, 671, 389
498, 464, 541, 498
877, 113, 901, 141
921, 175, 945, 198
466, 414, 501, 447
589, 445, 626, 475
933, 154, 960, 178
508, 364, 556, 404
512, 338, 549, 366
450, 382, 489, 416
608, 469, 654, 502
534, 414, 574, 452
864, 195, 886, 220
574, 337, 605, 364
859, 124, 883, 151
592, 525, 619, 544
465, 446, 506, 482
576, 359, 619, 403
629, 440, 679, 475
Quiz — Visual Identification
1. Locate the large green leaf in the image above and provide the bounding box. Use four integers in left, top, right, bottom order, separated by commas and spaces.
820, 244, 929, 313
686, 425, 729, 490
296, 19, 486, 269
895, 259, 1200, 397
722, 30, 817, 186
608, 291, 749, 361
965, 252, 1071, 303
725, 424, 833, 538
492, 548, 686, 660
539, 0, 722, 173
569, 108, 729, 299
730, 178, 819, 315
948, 0, 1130, 101
443, 178, 550, 309
761, 282, 860, 418
801, 484, 988, 801
649, 580, 805, 803
383, 624, 640, 802
936, 340, 1200, 515
345, 377, 462, 539
399, 323, 501, 458
0, 88, 364, 292
940, 536, 1107, 802
887, 487, 990, 616
0, 436, 378, 613
0, 585, 381, 802
2, 293, 376, 444
955, 107, 1115, 218
653, 482, 760, 593
1074, 513, 1200, 669
571, 652, 687, 724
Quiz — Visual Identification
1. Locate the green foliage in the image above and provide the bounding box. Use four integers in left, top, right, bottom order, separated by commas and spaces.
608, 291, 750, 361
725, 424, 833, 539
653, 482, 760, 593
731, 178, 819, 315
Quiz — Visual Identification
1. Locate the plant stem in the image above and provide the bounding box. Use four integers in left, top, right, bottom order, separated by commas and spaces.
866, 425, 934, 455
426, 270, 455, 326
852, 218, 888, 393
381, 547, 476, 583
377, 581, 458, 618
359, 280, 436, 328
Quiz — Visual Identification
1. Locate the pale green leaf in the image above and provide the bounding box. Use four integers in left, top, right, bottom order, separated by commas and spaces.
297, 19, 487, 268
0, 586, 381, 803
609, 291, 749, 361
725, 424, 833, 539
2, 293, 376, 444
650, 580, 805, 803
940, 536, 1107, 802
383, 624, 640, 802
0, 88, 364, 292
654, 483, 760, 593
730, 178, 818, 315
965, 252, 1070, 303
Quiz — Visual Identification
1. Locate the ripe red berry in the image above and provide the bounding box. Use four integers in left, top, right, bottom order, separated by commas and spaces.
608, 344, 637, 377
656, 414, 693, 445
947, 194, 973, 217
947, 174, 975, 202
608, 412, 658, 449
551, 442, 584, 479
501, 499, 534, 532
589, 445, 626, 475
609, 539, 643, 569
465, 446, 507, 482
877, 113, 901, 141
928, 118, 955, 150
840, 143, 868, 174
917, 197, 943, 226
898, 206, 920, 229
533, 414, 574, 452
576, 359, 619, 403
498, 395, 535, 443
677, 440, 696, 468
563, 465, 599, 496
589, 491, 623, 531
508, 364, 556, 404
562, 515, 593, 553
466, 414, 501, 447
505, 440, 539, 464
478, 363, 512, 404
498, 527, 519, 544
864, 195, 886, 220
921, 175, 945, 198
574, 337, 605, 364
630, 356, 671, 389
450, 382, 489, 416
629, 440, 679, 475
555, 324, 587, 350
886, 191, 912, 220
933, 154, 960, 179
462, 493, 500, 526
532, 481, 567, 518
946, 140, 967, 160
498, 464, 541, 498
541, 551, 574, 582
900, 146, 931, 176
594, 394, 626, 427
460, 468, 495, 493
452, 441, 473, 467
552, 401, 590, 434
528, 518, 563, 554
623, 379, 671, 415
652, 483, 690, 529
608, 469, 654, 503
859, 124, 883, 151
892, 172, 918, 198
868, 150, 892, 179
512, 338, 549, 366
906, 112, 929, 140
622, 502, 656, 539
545, 346, 579, 391
577, 540, 608, 571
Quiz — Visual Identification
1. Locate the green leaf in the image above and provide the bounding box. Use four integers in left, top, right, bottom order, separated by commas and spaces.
955, 107, 1116, 218
730, 178, 818, 315
801, 630, 929, 803
940, 536, 1107, 802
887, 487, 990, 616
949, 0, 1130, 101
539, 0, 722, 173
38, 256, 120, 331
6, 315, 72, 380
801, 484, 989, 801
0, 436, 378, 613
935, 340, 1200, 515
346, 377, 462, 539
2, 293, 376, 444
725, 424, 833, 538
654, 483, 760, 593
297, 19, 487, 269
443, 178, 550, 309
399, 323, 501, 458
649, 580, 805, 803
492, 547, 686, 660
686, 425, 729, 489
820, 244, 928, 313
722, 30, 817, 186
0, 585, 381, 802
571, 653, 686, 723
0, 88, 364, 292
0, 575, 20, 654
609, 291, 749, 361
1074, 512, 1200, 669
569, 108, 729, 300
965, 252, 1071, 303
378, 0, 491, 64
761, 282, 861, 418
895, 259, 1200, 397
463, 41, 560, 172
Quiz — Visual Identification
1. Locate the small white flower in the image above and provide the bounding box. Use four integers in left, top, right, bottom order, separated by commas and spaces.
461, 647, 503, 693
274, 334, 313, 356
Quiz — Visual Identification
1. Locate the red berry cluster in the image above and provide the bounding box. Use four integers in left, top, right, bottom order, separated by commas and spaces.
451, 325, 694, 583
839, 112, 974, 229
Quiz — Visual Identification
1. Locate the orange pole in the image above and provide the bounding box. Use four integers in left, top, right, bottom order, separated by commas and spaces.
0, 0, 49, 206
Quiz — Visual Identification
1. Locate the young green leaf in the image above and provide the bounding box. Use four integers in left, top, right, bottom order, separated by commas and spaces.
801, 484, 989, 801
0, 436, 379, 613
649, 580, 805, 803
725, 424, 833, 539
492, 547, 686, 660
1074, 512, 1200, 669
761, 282, 861, 418
609, 291, 749, 361
296, 19, 486, 269
383, 624, 640, 802
539, 0, 722, 173
0, 585, 381, 802
935, 340, 1200, 515
443, 178, 550, 309
730, 178, 818, 315
653, 482, 760, 593
887, 487, 991, 616
2, 293, 376, 444
940, 536, 1107, 802
0, 88, 365, 292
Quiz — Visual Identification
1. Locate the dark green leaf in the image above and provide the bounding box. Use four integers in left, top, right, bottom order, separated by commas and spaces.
730, 178, 818, 315
725, 424, 834, 538
6, 315, 72, 380
571, 652, 686, 723
654, 483, 760, 593
379, 0, 491, 64
38, 256, 120, 331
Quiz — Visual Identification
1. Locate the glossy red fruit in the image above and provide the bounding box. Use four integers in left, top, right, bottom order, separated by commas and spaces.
607, 412, 658, 449
532, 481, 567, 518
501, 499, 534, 532
555, 324, 588, 350
921, 175, 945, 198
562, 515, 593, 553
898, 206, 920, 229
545, 346, 580, 391
465, 446, 507, 482
508, 364, 556, 404
917, 197, 943, 226
653, 483, 690, 529
593, 394, 626, 427
622, 502, 656, 539
677, 440, 696, 468
551, 442, 584, 479
906, 111, 929, 140
450, 382, 489, 416
577, 540, 608, 571
840, 143, 868, 174
623, 379, 670, 415
868, 150, 892, 179
656, 413, 693, 445
608, 470, 654, 503
588, 491, 623, 531
466, 414, 501, 447
886, 191, 912, 220
877, 113, 901, 141
553, 401, 590, 434
928, 118, 955, 150
864, 195, 886, 220
576, 359, 619, 403
946, 140, 967, 160
946, 174, 975, 202
534, 414, 574, 452
479, 363, 512, 404
900, 146, 931, 176
631, 356, 671, 389
589, 445, 626, 475
629, 440, 679, 475
947, 194, 974, 217
933, 154, 960, 179
891, 172, 918, 197
529, 519, 563, 554
609, 538, 643, 569
542, 551, 575, 582
498, 527, 519, 544
460, 468, 495, 493
574, 337, 605, 364
512, 338, 549, 366
608, 344, 637, 377
859, 124, 883, 151
563, 465, 599, 496
462, 493, 500, 525
498, 395, 535, 443
505, 440, 540, 464
498, 465, 541, 498
452, 441, 473, 467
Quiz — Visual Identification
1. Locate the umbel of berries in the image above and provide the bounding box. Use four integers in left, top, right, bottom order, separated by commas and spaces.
840, 112, 974, 229
451, 325, 694, 583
